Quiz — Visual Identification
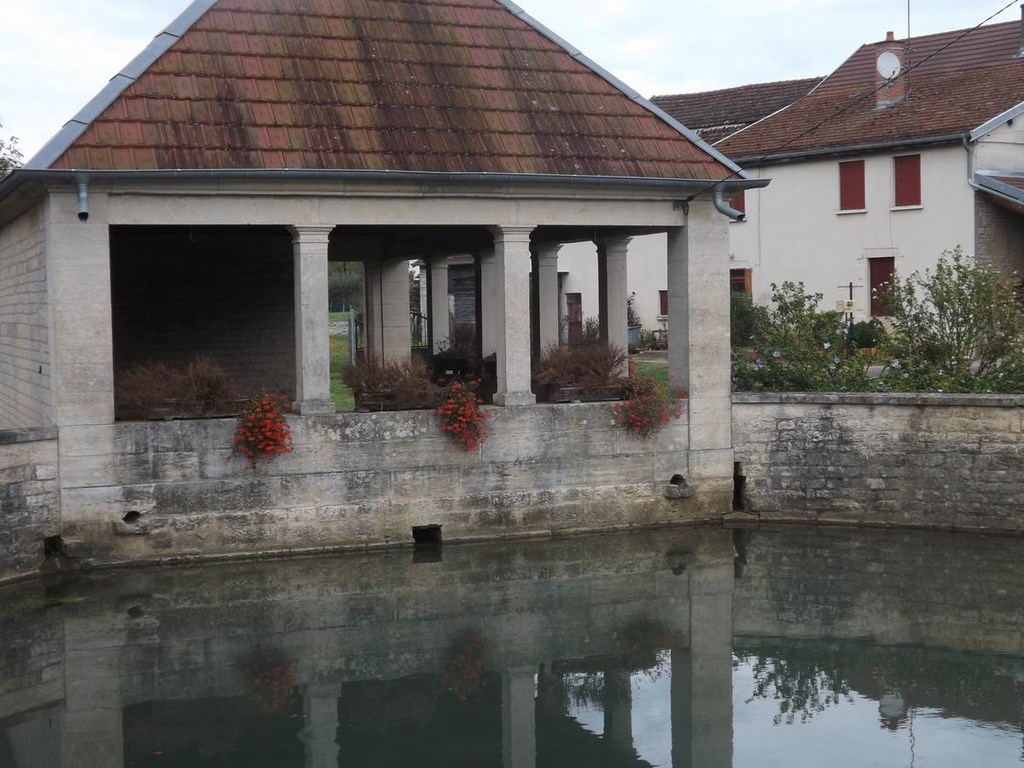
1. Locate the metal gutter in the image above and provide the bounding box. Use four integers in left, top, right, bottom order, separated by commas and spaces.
731, 133, 967, 167
496, 0, 753, 181
969, 101, 1024, 142
0, 168, 768, 209
24, 0, 218, 170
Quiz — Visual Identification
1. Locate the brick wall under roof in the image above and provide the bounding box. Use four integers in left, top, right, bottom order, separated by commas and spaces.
50, 0, 733, 181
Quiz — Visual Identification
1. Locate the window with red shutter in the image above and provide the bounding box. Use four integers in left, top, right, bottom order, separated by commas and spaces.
894, 154, 921, 207
839, 160, 865, 211
658, 290, 668, 316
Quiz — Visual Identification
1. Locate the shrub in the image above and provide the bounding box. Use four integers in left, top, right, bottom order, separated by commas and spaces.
436, 322, 479, 364
731, 282, 872, 392
613, 361, 686, 439
730, 293, 767, 348
115, 356, 236, 419
534, 342, 627, 392
233, 390, 293, 470
341, 357, 437, 409
879, 248, 1024, 393
437, 378, 490, 451
849, 319, 885, 350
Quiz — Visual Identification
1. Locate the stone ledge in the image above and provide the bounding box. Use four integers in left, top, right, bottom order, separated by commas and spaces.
732, 392, 1023, 408
0, 427, 58, 445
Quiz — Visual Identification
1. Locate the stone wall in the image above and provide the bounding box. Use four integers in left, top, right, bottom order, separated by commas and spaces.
975, 194, 1024, 277
58, 403, 715, 566
0, 204, 51, 429
0, 429, 60, 582
732, 393, 1024, 531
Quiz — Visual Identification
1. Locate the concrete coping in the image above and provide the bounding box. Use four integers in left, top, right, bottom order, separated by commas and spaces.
732, 392, 1024, 408
0, 426, 59, 445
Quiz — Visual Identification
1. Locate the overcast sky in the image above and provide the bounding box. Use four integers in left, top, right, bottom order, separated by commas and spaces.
0, 1, 1018, 161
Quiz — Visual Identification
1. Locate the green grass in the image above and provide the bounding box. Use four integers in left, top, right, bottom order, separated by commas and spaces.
330, 335, 355, 411
633, 361, 669, 386
329, 310, 351, 324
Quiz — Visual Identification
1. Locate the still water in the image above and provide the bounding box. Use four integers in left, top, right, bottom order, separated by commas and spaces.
2, 525, 1023, 767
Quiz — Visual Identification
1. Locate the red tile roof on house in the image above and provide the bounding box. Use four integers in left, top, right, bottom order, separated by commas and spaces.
651, 77, 822, 145
718, 20, 1024, 164
44, 0, 737, 182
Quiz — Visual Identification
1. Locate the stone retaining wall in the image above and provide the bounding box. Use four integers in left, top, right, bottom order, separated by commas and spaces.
732, 393, 1024, 531
0, 428, 59, 581
58, 403, 716, 567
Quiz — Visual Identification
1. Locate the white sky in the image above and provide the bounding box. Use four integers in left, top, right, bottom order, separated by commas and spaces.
0, 1, 1018, 161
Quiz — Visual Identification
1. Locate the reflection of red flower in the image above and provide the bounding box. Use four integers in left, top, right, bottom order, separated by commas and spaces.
241, 651, 298, 714
442, 631, 492, 701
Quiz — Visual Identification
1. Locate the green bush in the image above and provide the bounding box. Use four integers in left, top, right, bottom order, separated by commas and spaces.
878, 248, 1024, 393
849, 319, 885, 350
731, 282, 872, 392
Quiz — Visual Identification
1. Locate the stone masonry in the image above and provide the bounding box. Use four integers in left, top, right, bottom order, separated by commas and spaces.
0, 428, 59, 580
732, 392, 1024, 530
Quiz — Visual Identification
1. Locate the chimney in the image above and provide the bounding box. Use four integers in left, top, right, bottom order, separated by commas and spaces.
1016, 3, 1024, 58
875, 31, 908, 109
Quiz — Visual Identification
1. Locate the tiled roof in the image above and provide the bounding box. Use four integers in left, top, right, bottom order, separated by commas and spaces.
651, 77, 822, 144
46, 0, 735, 181
718, 21, 1024, 164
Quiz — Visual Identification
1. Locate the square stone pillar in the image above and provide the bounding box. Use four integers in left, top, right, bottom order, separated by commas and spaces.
48, 191, 114, 427
381, 258, 412, 359
363, 259, 383, 357
667, 205, 733, 488
597, 237, 631, 355
429, 257, 450, 354
490, 226, 536, 406
502, 666, 537, 768
535, 244, 561, 352
301, 683, 342, 768
291, 226, 334, 414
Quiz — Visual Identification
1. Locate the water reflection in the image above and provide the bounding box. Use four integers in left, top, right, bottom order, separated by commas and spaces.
1, 526, 1023, 767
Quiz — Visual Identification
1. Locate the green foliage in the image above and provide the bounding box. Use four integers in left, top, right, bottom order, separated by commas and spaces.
731, 282, 872, 392
730, 293, 767, 348
0, 123, 22, 176
848, 319, 885, 350
327, 262, 364, 312
878, 248, 1024, 393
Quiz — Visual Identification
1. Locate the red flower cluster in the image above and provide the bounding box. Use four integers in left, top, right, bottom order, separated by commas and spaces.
241, 652, 297, 714
436, 378, 490, 451
613, 362, 686, 440
442, 631, 492, 701
233, 390, 294, 470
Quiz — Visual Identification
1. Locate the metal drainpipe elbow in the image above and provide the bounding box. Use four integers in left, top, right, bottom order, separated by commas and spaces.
713, 185, 745, 222
75, 175, 89, 222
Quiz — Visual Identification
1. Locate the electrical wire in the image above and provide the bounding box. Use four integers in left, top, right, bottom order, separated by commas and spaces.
689, 0, 1020, 199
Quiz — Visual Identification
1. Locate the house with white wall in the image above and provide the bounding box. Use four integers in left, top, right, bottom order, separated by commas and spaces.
716, 19, 1024, 318
561, 17, 1024, 333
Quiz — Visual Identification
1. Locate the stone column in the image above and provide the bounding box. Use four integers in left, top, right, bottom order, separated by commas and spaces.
667, 205, 733, 489
603, 669, 633, 753
490, 226, 536, 406
381, 258, 412, 359
671, 559, 734, 768
598, 237, 631, 355
535, 244, 561, 352
502, 666, 536, 768
430, 257, 450, 354
363, 259, 383, 359
301, 683, 341, 768
478, 247, 498, 359
291, 226, 334, 414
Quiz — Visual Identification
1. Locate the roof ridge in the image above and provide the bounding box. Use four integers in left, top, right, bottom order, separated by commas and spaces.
652, 76, 825, 102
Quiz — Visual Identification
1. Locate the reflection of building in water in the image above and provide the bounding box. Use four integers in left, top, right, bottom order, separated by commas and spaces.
0, 529, 735, 768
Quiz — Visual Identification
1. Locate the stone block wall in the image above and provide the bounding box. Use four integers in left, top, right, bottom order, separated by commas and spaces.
975, 194, 1024, 277
0, 205, 51, 429
58, 403, 715, 566
732, 393, 1024, 530
0, 429, 60, 582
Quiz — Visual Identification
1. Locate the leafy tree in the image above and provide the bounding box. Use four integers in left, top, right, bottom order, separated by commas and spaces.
731, 282, 872, 392
878, 247, 1024, 393
328, 262, 363, 312
0, 122, 23, 176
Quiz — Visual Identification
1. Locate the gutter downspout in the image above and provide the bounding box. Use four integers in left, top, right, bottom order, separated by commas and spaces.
713, 185, 745, 221
75, 175, 89, 222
